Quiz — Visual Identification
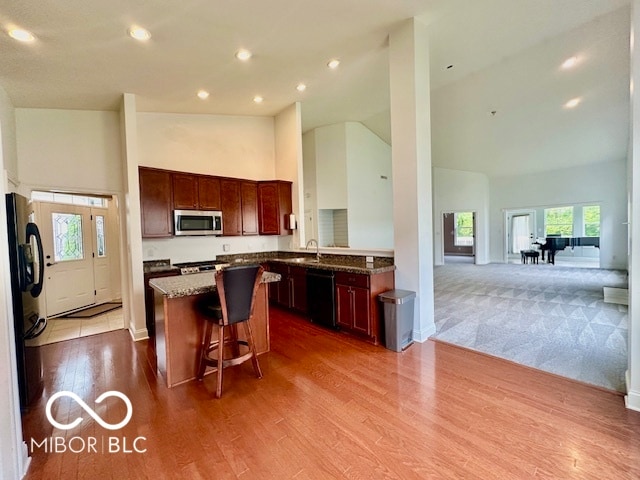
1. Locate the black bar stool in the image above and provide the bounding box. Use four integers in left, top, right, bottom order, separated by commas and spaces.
196, 264, 264, 398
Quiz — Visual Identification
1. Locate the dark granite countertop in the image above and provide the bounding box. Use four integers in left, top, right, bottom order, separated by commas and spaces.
143, 259, 180, 275
149, 271, 281, 299
217, 252, 395, 275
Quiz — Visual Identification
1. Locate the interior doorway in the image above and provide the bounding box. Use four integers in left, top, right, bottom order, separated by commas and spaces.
31, 191, 124, 344
442, 211, 475, 264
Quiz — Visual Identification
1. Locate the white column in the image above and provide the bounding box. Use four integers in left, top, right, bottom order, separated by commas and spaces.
389, 18, 435, 341
119, 93, 148, 340
627, 0, 640, 411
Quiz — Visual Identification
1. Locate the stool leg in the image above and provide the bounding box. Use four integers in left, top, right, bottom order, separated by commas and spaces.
243, 320, 263, 379
215, 324, 225, 398
197, 320, 214, 380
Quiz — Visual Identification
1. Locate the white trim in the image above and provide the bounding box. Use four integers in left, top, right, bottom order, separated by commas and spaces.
625, 390, 640, 412
129, 327, 149, 342
413, 324, 436, 343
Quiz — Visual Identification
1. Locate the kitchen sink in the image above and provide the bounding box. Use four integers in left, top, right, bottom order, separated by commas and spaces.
288, 257, 320, 263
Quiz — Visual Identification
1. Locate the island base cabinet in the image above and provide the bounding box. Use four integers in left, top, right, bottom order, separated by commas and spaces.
153, 283, 269, 388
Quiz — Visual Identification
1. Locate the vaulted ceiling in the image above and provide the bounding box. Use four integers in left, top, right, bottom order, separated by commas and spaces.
0, 0, 630, 176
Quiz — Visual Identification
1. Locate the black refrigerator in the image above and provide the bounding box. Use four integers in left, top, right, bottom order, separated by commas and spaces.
5, 192, 47, 411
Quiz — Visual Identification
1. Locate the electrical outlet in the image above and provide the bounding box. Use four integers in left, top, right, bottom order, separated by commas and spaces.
366, 256, 374, 263
223, 244, 230, 252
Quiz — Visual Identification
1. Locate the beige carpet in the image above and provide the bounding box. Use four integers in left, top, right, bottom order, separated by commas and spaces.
431, 263, 628, 392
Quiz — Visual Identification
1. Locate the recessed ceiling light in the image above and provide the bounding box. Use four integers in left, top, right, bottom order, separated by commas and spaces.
561, 56, 579, 70
197, 90, 210, 100
296, 83, 307, 92
327, 59, 340, 69
128, 26, 151, 41
8, 28, 36, 43
253, 95, 263, 104
564, 97, 581, 109
236, 49, 252, 61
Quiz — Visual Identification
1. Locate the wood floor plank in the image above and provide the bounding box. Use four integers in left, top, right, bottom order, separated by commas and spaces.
20, 306, 640, 479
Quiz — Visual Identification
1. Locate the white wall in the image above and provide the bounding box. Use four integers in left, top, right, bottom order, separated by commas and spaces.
0, 88, 17, 186
275, 103, 304, 251
489, 159, 628, 269
15, 109, 123, 194
346, 122, 393, 249
303, 122, 393, 249
433, 167, 490, 265
0, 86, 28, 480
136, 112, 275, 179
136, 111, 281, 261
313, 124, 348, 209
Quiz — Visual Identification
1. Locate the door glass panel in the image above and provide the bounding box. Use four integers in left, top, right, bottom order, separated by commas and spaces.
52, 213, 84, 262
96, 215, 106, 257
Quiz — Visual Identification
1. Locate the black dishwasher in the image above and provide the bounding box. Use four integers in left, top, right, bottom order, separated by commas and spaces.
306, 269, 336, 329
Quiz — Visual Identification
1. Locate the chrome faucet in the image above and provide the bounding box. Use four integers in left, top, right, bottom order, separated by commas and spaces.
305, 238, 320, 262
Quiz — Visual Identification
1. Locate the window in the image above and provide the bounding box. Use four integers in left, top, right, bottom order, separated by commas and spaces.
454, 212, 474, 246
52, 213, 84, 262
96, 215, 106, 257
32, 190, 106, 207
545, 207, 573, 237
583, 205, 600, 237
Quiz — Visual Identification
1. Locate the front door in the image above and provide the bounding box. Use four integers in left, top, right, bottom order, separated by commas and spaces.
38, 202, 95, 316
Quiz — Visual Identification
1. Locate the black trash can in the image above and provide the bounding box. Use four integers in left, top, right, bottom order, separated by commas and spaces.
378, 289, 416, 352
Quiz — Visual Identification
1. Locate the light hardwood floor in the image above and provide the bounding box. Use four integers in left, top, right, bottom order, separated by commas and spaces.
22, 307, 640, 479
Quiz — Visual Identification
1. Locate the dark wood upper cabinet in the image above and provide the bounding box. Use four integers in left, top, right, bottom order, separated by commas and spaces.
172, 173, 198, 209
173, 173, 221, 211
241, 181, 258, 235
139, 167, 291, 238
198, 176, 221, 210
139, 167, 173, 238
220, 178, 242, 236
258, 181, 292, 235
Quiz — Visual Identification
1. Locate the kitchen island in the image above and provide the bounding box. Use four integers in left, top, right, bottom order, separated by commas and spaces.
149, 270, 281, 388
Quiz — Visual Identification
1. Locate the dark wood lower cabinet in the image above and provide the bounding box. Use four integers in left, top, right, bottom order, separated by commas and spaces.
267, 263, 307, 315
335, 270, 394, 344
336, 284, 370, 336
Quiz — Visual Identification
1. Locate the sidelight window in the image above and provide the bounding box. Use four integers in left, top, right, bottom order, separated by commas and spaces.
96, 215, 106, 257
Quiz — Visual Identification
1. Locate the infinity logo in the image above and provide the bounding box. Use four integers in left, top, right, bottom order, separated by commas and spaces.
45, 391, 133, 431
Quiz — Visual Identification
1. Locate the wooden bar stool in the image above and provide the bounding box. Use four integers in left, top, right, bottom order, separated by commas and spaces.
196, 264, 264, 398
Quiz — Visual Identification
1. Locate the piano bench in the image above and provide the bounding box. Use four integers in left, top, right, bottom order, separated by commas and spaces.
521, 250, 540, 264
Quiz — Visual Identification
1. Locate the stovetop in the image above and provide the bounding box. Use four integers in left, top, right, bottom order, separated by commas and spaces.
172, 260, 229, 275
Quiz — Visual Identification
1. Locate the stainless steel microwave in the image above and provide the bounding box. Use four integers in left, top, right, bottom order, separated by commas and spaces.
173, 210, 223, 236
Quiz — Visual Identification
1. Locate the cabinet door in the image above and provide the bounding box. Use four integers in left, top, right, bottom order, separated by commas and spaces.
198, 176, 221, 210
220, 179, 242, 236
290, 266, 307, 313
241, 181, 258, 235
258, 182, 279, 234
139, 168, 173, 238
258, 181, 292, 235
335, 284, 352, 329
172, 173, 198, 209
351, 287, 371, 336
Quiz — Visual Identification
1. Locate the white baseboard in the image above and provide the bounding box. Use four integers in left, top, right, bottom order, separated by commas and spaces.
603, 287, 629, 305
20, 440, 31, 479
129, 326, 149, 341
625, 391, 640, 412
413, 324, 436, 343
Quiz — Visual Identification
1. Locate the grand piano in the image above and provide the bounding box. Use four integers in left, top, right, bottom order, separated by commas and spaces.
534, 236, 600, 264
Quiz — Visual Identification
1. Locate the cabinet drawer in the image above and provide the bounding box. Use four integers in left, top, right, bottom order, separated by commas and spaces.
335, 272, 369, 289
